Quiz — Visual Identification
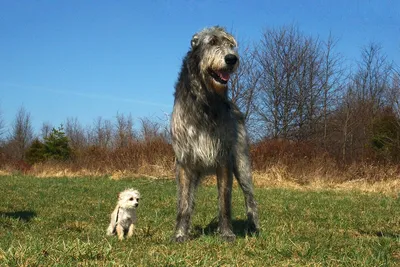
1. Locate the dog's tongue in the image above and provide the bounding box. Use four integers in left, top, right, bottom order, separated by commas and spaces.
217, 71, 230, 82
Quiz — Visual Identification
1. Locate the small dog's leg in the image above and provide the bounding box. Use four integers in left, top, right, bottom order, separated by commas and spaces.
107, 209, 118, 235
174, 164, 197, 242
127, 223, 135, 238
217, 163, 235, 242
116, 224, 125, 240
106, 207, 118, 236
106, 223, 115, 236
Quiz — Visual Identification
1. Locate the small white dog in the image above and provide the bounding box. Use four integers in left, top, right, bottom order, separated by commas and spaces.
106, 188, 140, 240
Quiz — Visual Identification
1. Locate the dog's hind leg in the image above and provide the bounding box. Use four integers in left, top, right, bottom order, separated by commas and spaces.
106, 223, 115, 236
174, 163, 199, 242
106, 208, 118, 236
216, 163, 236, 242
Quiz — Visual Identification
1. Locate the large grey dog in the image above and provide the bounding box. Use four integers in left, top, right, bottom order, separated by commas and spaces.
171, 26, 259, 242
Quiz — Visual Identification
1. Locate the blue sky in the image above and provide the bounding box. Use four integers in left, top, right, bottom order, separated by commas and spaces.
1, 0, 399, 134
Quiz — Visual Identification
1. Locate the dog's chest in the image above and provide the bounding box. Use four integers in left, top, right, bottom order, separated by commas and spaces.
171, 102, 237, 167
117, 209, 136, 227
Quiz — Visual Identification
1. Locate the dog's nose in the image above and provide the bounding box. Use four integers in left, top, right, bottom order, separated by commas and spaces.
225, 54, 238, 65
135, 203, 139, 207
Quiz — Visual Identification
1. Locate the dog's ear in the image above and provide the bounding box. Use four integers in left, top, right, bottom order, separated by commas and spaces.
191, 34, 199, 48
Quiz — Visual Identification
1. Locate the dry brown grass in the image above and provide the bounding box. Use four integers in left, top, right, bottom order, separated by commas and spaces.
252, 170, 400, 196
1, 163, 399, 195
1, 138, 399, 195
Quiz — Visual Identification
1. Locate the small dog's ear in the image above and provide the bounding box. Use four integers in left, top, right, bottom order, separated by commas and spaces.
191, 34, 199, 48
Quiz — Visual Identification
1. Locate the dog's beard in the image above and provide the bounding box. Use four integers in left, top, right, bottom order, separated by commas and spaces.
119, 202, 137, 209
205, 67, 234, 95
118, 197, 139, 209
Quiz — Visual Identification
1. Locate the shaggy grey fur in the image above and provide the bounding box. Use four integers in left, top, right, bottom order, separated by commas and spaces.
171, 26, 259, 242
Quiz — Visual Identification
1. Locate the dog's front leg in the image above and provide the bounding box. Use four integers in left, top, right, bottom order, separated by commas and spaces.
127, 223, 135, 238
233, 122, 260, 235
116, 224, 125, 240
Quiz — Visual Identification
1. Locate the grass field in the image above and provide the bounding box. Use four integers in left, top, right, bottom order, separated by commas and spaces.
0, 175, 399, 266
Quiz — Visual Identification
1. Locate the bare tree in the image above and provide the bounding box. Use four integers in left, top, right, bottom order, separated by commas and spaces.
227, 42, 263, 140
8, 106, 34, 160
65, 117, 87, 150
254, 25, 333, 140
254, 25, 301, 138
156, 111, 172, 143
0, 107, 5, 141
114, 113, 135, 148
139, 117, 162, 142
353, 43, 393, 110
324, 43, 396, 163
389, 74, 400, 117
89, 117, 113, 148
320, 33, 345, 146
229, 43, 260, 122
348, 43, 394, 160
249, 25, 348, 144
327, 86, 358, 162
293, 35, 324, 140
40, 121, 53, 140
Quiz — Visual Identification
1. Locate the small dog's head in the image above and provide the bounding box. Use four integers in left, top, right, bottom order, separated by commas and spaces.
117, 188, 140, 209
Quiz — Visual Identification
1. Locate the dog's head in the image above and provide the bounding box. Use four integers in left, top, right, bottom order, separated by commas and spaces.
117, 188, 140, 209
190, 26, 239, 95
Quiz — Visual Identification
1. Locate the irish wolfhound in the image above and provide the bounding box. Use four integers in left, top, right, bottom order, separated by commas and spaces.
170, 26, 259, 242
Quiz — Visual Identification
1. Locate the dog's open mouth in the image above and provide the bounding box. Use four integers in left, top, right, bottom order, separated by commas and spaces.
208, 69, 230, 85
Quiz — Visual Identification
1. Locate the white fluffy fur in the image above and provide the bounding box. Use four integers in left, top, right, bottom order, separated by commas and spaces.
106, 188, 140, 240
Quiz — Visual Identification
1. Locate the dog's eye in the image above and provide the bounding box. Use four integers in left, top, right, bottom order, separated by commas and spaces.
209, 37, 217, 46
129, 197, 134, 201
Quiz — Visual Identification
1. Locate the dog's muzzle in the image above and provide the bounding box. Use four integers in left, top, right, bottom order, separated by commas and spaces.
208, 69, 231, 84
224, 54, 238, 66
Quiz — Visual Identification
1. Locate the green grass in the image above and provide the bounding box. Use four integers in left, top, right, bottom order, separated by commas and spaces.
0, 175, 399, 266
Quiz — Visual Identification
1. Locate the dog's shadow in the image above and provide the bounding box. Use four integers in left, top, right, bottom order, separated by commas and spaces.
193, 217, 254, 239
0, 211, 37, 222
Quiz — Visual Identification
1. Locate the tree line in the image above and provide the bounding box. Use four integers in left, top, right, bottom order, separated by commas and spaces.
230, 25, 399, 164
0, 109, 170, 164
1, 24, 399, 167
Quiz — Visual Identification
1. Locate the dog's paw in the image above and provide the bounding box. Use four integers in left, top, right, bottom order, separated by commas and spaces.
246, 222, 260, 236
219, 227, 236, 242
174, 234, 189, 243
106, 228, 115, 236
220, 232, 236, 242
173, 230, 189, 242
173, 228, 189, 243
246, 212, 260, 236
